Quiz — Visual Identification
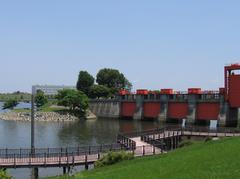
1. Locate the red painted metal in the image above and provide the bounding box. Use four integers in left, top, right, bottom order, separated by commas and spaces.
160, 89, 173, 94
143, 102, 160, 118
225, 64, 240, 101
121, 102, 136, 117
136, 89, 148, 95
168, 102, 188, 119
119, 89, 130, 96
219, 88, 225, 95
197, 103, 220, 120
188, 88, 201, 94
228, 74, 240, 107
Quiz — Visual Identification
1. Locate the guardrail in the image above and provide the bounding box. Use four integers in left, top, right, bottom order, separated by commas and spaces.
0, 144, 121, 159
138, 126, 240, 151
1, 125, 240, 169
117, 134, 136, 150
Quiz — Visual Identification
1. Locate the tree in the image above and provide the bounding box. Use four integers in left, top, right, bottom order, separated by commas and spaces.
96, 68, 132, 94
56, 89, 89, 115
2, 99, 18, 110
76, 71, 95, 96
35, 90, 48, 108
89, 85, 110, 99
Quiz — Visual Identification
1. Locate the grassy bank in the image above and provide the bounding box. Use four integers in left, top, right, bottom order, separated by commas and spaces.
49, 137, 240, 179
12, 102, 67, 113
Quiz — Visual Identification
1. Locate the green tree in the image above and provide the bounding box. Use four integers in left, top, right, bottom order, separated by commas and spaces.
96, 68, 132, 95
35, 90, 48, 108
56, 89, 89, 115
89, 85, 110, 99
76, 71, 95, 96
2, 99, 18, 110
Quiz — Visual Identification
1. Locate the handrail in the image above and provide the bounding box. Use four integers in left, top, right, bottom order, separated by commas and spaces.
117, 134, 136, 150
1, 126, 240, 160
0, 143, 121, 159
120, 125, 240, 138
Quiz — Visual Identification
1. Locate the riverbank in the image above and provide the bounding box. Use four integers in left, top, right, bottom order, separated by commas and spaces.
0, 110, 97, 122
50, 137, 240, 179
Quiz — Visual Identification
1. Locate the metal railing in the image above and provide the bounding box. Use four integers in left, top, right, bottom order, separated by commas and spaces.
0, 143, 121, 159
117, 134, 136, 150
1, 125, 240, 168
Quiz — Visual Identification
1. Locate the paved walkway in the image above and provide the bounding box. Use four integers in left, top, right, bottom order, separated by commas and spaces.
131, 137, 163, 156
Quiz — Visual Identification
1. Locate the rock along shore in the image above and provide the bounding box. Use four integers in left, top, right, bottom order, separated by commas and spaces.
0, 110, 97, 122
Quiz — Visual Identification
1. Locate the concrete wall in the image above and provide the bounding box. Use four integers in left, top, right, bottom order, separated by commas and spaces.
89, 99, 120, 118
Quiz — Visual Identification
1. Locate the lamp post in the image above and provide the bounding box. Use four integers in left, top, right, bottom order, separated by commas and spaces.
31, 91, 38, 178
31, 93, 35, 151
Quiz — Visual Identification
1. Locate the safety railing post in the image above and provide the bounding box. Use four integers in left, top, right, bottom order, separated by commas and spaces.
44, 153, 46, 166
13, 154, 16, 167
72, 152, 74, 165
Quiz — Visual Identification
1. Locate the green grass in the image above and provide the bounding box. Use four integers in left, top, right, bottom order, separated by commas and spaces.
12, 108, 30, 112
12, 102, 68, 113
39, 103, 67, 112
48, 137, 240, 179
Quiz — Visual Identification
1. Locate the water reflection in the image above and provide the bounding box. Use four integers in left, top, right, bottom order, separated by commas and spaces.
0, 102, 163, 178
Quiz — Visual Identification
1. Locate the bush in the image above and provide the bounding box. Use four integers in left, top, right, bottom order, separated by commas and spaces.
35, 90, 48, 108
178, 140, 194, 148
205, 137, 213, 142
94, 151, 134, 168
0, 169, 11, 179
2, 99, 18, 110
56, 89, 89, 116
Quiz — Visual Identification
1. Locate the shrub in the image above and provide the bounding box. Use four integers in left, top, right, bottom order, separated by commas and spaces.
0, 169, 11, 179
205, 137, 213, 142
178, 140, 194, 148
2, 99, 18, 110
94, 151, 134, 168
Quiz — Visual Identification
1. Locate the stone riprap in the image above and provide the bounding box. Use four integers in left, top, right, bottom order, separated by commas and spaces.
0, 111, 96, 122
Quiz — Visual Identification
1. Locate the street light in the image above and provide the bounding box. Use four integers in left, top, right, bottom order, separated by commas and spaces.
31, 89, 38, 178
31, 93, 35, 151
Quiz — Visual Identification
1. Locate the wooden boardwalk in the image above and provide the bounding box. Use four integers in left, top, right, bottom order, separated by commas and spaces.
0, 145, 159, 169
1, 126, 240, 171
143, 130, 240, 141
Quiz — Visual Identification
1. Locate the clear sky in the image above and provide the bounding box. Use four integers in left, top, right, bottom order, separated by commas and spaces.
0, 1, 240, 93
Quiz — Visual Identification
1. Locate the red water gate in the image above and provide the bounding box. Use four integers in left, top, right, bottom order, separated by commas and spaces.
143, 102, 160, 118
168, 102, 188, 119
196, 103, 220, 120
228, 74, 240, 107
121, 102, 136, 117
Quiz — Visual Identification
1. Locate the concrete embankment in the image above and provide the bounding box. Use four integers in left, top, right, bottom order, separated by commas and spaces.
89, 99, 121, 118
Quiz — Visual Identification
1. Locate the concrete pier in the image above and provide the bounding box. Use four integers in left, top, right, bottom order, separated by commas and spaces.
187, 94, 197, 125
133, 95, 144, 120
158, 95, 168, 122
89, 100, 121, 118
218, 95, 228, 127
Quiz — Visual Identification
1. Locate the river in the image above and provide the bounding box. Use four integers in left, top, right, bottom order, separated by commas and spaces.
0, 102, 161, 178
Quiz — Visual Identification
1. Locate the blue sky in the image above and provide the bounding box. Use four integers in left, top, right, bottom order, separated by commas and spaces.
0, 1, 239, 93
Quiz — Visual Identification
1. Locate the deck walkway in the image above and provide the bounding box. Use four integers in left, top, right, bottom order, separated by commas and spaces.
0, 126, 240, 173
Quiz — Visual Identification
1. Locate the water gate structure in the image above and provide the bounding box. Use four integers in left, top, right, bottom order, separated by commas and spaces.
2, 64, 240, 178
90, 64, 240, 127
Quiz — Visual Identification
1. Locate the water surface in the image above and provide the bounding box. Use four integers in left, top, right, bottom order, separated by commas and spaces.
0, 102, 161, 178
